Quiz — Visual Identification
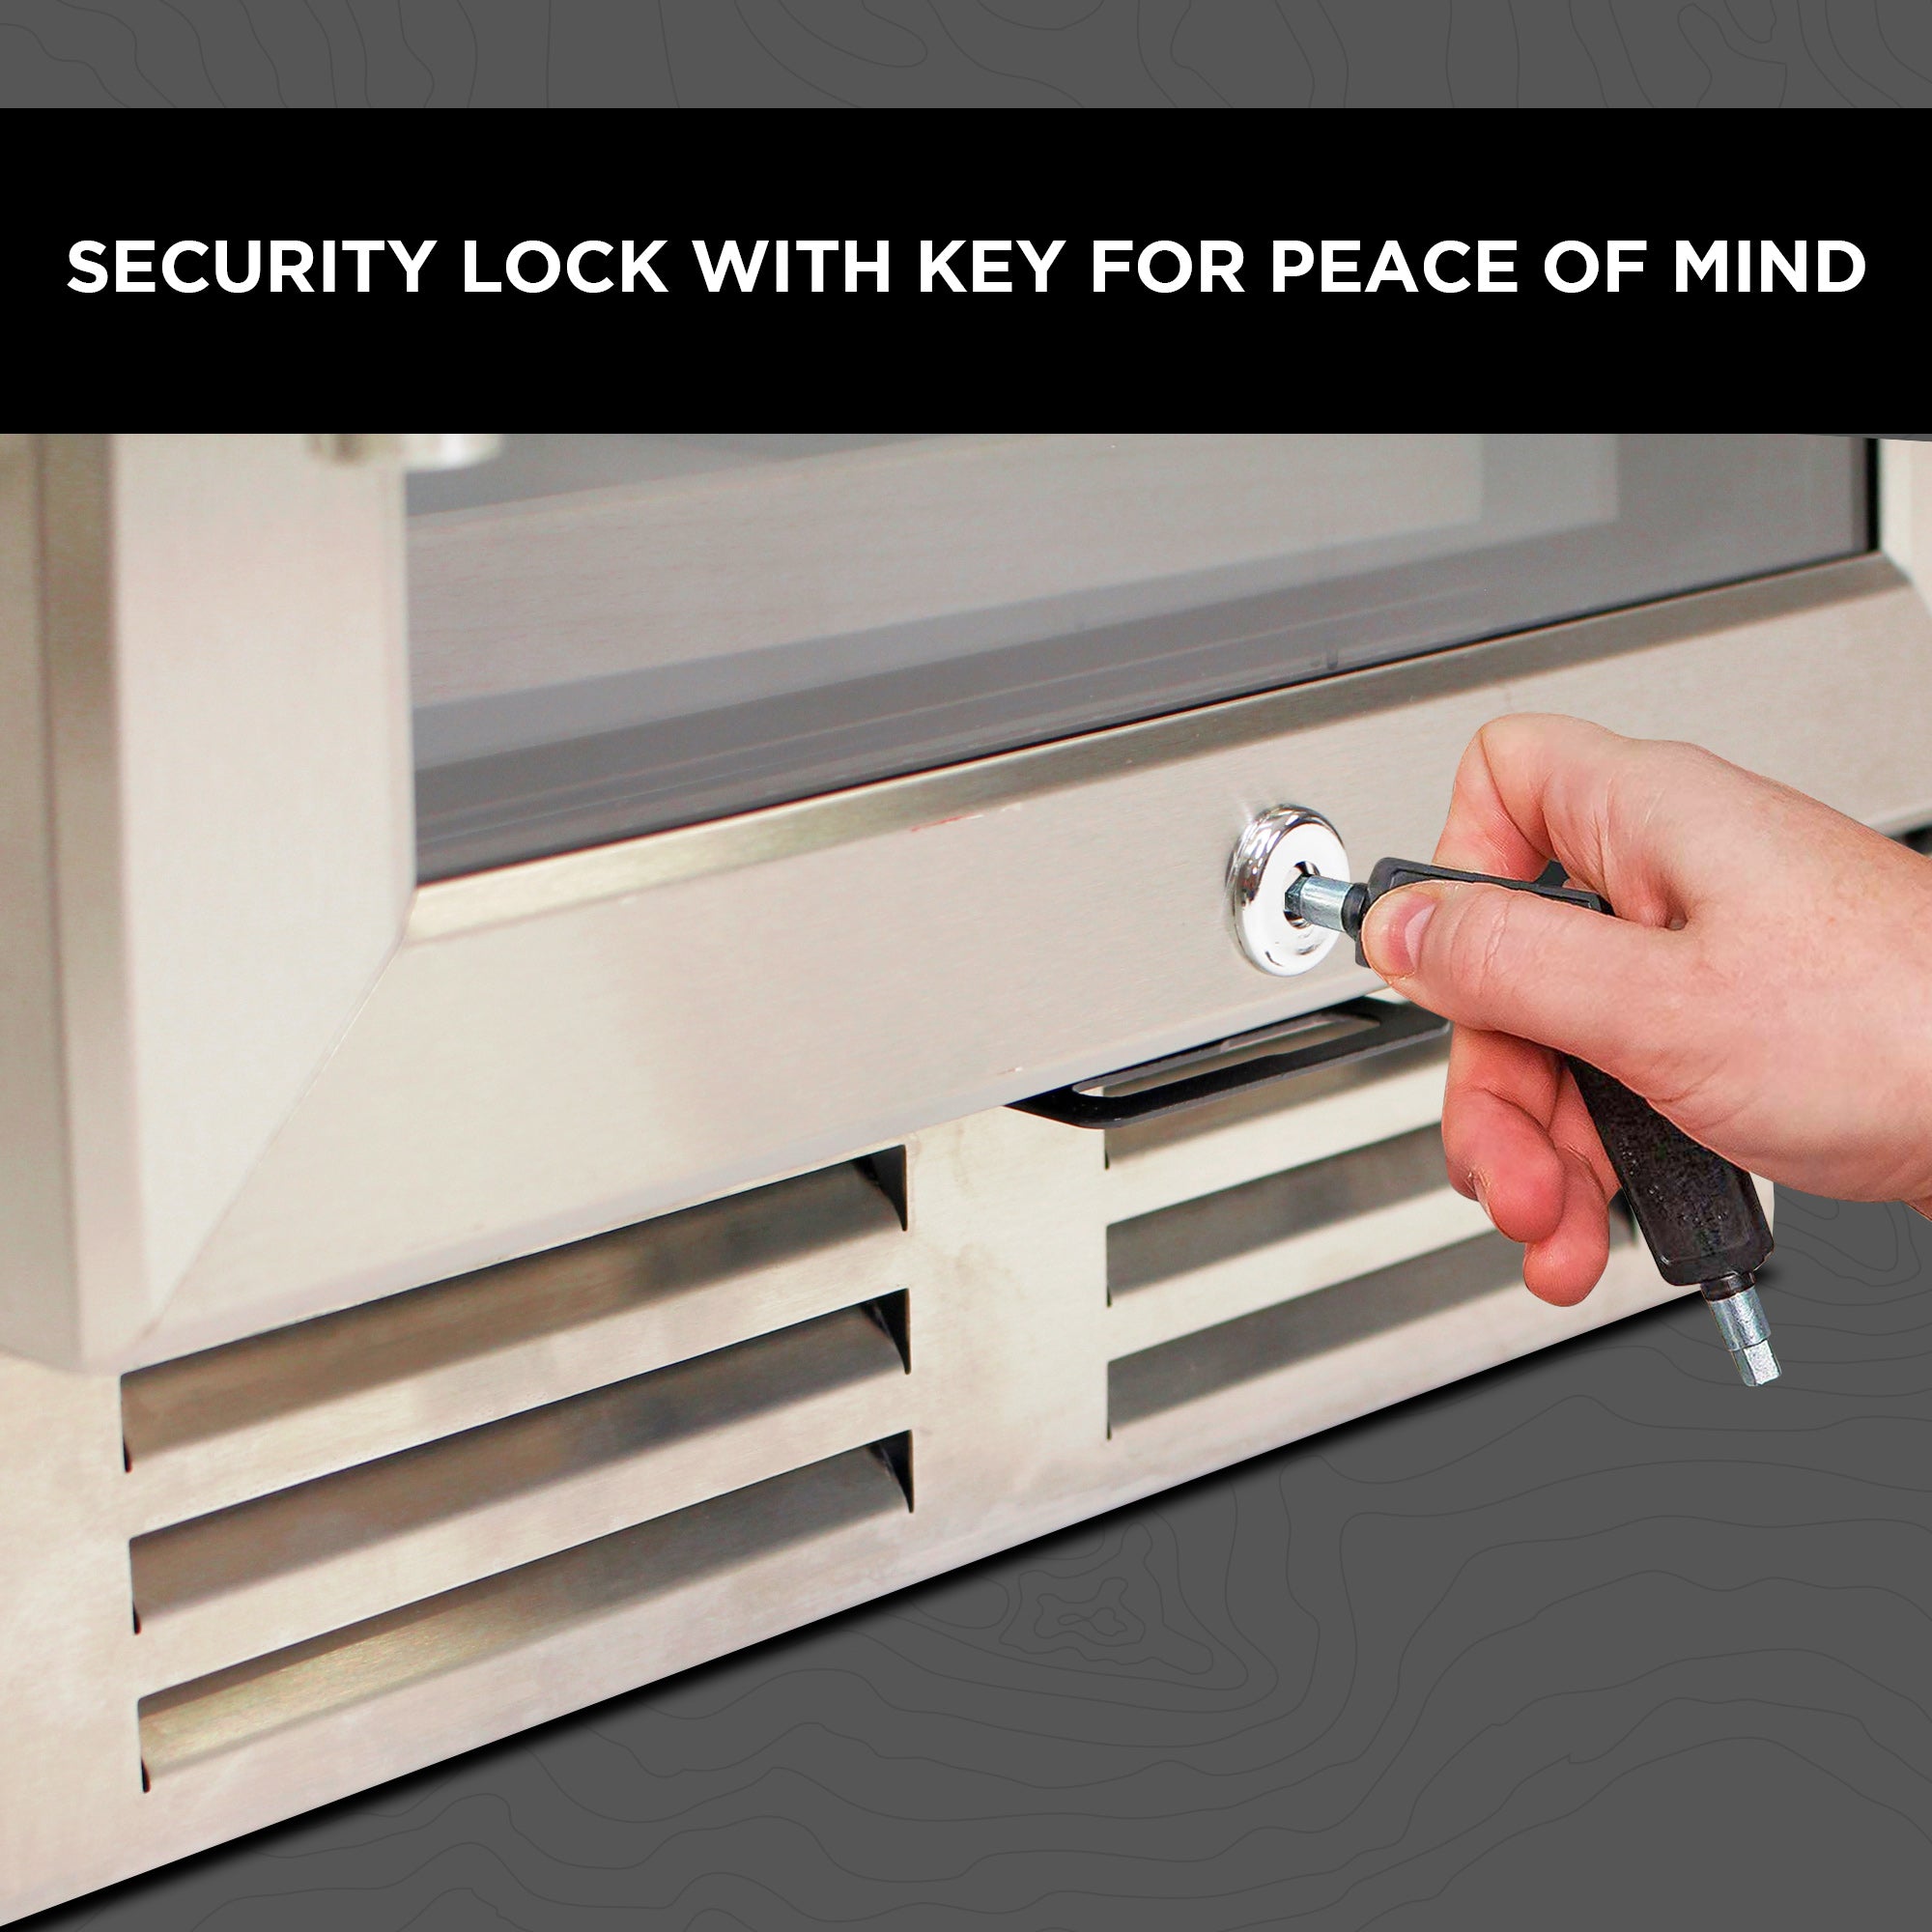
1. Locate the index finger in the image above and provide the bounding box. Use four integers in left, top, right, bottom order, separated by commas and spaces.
1434, 714, 1690, 928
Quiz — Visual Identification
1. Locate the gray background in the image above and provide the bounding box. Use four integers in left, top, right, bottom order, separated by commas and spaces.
33, 1187, 1932, 1928
2, 0, 1930, 106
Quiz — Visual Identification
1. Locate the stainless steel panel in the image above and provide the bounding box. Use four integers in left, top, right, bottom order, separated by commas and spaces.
1, 440, 1909, 1922
409, 553, 1901, 940
138, 1442, 912, 1779
1110, 1223, 1633, 1431
123, 1157, 906, 1525
129, 1302, 908, 1687
144, 556, 1932, 1364
1108, 1122, 1451, 1297
0, 1100, 1694, 1923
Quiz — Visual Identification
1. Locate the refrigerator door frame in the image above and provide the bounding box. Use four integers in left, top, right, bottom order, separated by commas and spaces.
7, 434, 1931, 1372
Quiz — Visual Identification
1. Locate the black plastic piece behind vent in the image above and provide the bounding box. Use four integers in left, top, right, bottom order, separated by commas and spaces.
1012, 998, 1447, 1129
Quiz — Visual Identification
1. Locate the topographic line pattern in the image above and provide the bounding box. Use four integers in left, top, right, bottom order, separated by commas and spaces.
0, 0, 1928, 103
36, 1189, 1932, 1927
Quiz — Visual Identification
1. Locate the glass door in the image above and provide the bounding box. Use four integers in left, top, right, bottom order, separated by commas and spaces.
406, 434, 1869, 878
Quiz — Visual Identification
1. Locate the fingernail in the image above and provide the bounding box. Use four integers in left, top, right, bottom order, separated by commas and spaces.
1366, 890, 1436, 978
1470, 1172, 1494, 1223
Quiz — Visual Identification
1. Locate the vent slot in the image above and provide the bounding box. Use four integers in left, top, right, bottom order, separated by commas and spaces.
138, 1438, 912, 1781
129, 1294, 909, 1687
1081, 1008, 1382, 1101
1104, 1021, 1448, 1164
122, 1154, 907, 1527
854, 1146, 909, 1229
1110, 1223, 1633, 1431
1109, 1122, 1449, 1300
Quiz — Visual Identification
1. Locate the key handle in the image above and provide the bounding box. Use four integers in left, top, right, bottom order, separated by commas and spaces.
1339, 856, 1776, 1381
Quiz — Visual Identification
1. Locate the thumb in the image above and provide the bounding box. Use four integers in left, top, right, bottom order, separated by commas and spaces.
1359, 880, 1686, 1077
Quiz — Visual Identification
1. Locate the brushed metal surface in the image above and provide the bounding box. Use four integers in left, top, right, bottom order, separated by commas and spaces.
8, 448, 1918, 1379
1110, 1227, 1548, 1429
5, 435, 412, 1370
0, 437, 77, 1365
137, 1444, 912, 1780
53, 1190, 1922, 1932
2, 440, 1925, 1931
0, 1095, 1684, 1924
1108, 1122, 1454, 1296
123, 1158, 906, 1528
1103, 1036, 1452, 1218
129, 1304, 909, 1691
144, 554, 1932, 1365
406, 553, 1901, 940
1106, 1188, 1495, 1360
2, 443, 1918, 1919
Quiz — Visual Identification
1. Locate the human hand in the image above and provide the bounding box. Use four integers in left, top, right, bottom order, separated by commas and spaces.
1358, 713, 1932, 1304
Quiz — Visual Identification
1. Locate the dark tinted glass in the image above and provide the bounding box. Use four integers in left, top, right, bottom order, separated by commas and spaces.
407, 434, 1868, 880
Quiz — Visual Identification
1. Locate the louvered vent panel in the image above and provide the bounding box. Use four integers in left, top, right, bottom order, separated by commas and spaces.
139, 1440, 913, 1780
1096, 1013, 1505, 1376
120, 1156, 915, 1783
1102, 1010, 1453, 1216
0, 1037, 1684, 1912
1110, 1225, 1634, 1431
123, 1154, 908, 1528
1092, 1012, 1659, 1436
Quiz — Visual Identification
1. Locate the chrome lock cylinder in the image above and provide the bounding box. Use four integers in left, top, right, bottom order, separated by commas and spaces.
1227, 806, 1351, 976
